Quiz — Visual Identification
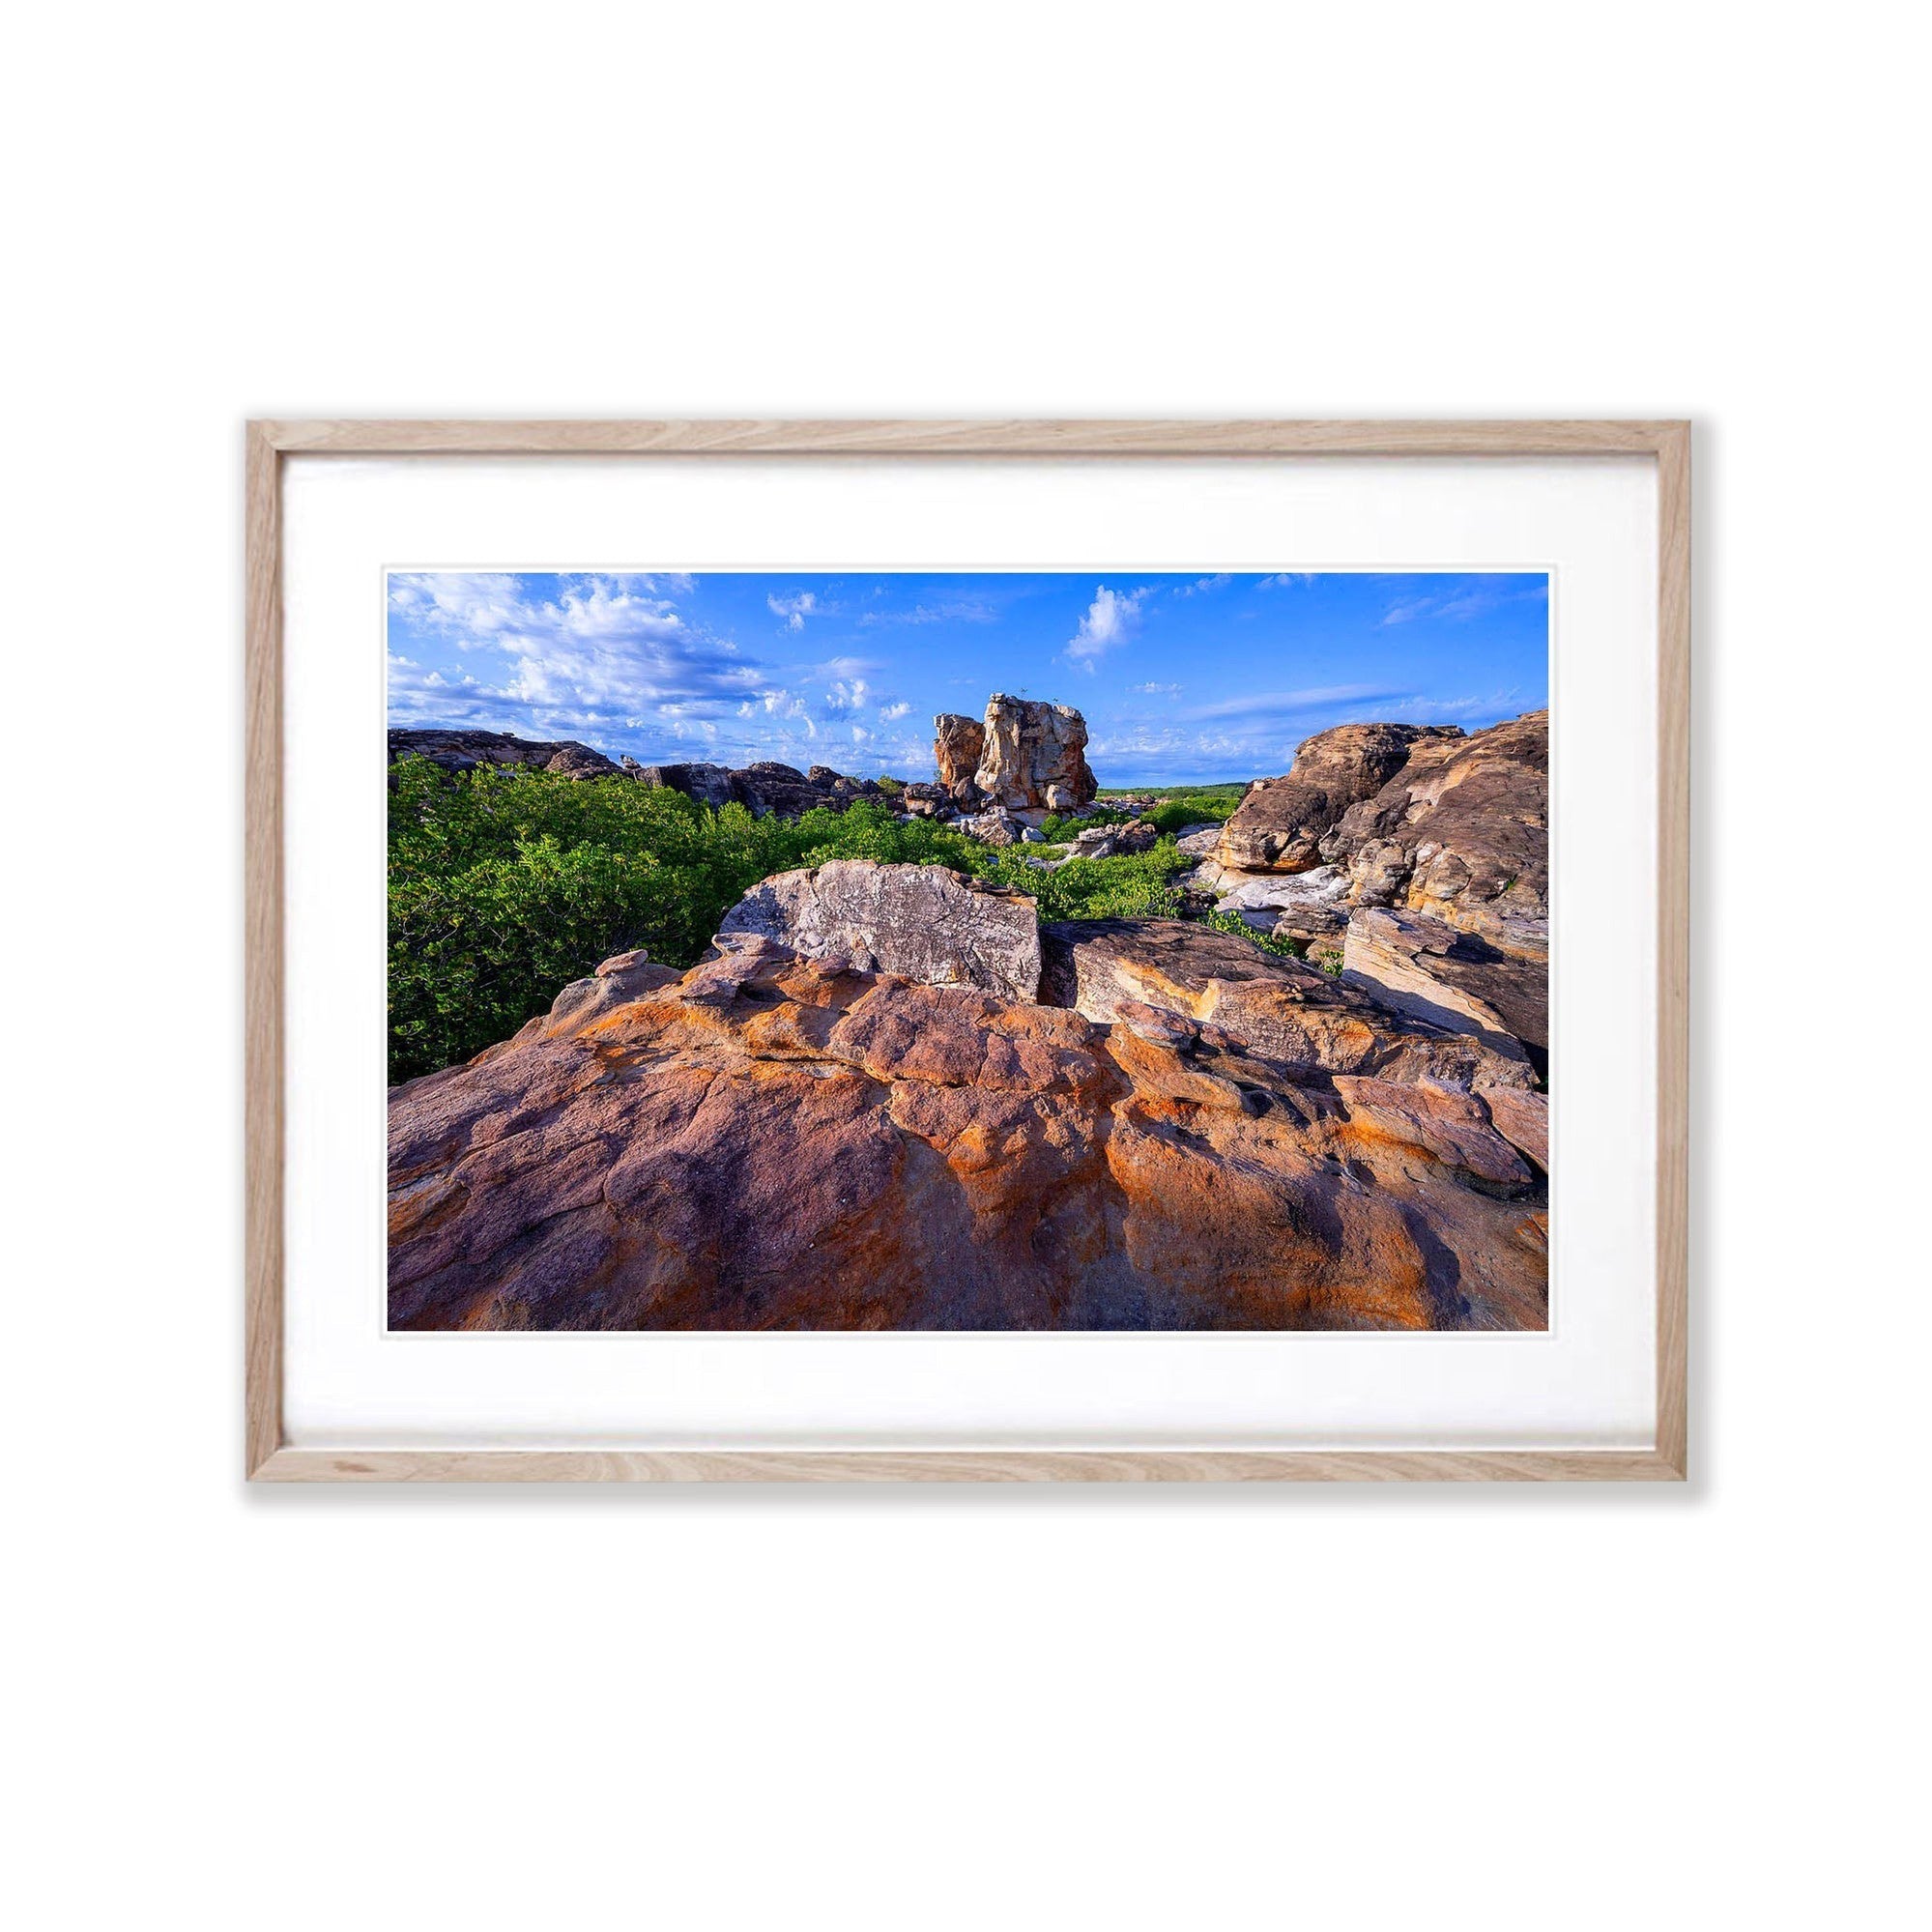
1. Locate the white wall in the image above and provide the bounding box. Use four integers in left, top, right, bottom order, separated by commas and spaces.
8, 5, 1923, 1928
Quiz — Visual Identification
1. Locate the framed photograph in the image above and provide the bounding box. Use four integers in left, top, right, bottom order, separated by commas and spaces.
246, 419, 1688, 1482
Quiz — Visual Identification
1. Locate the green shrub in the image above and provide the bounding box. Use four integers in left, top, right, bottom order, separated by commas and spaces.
388, 762, 1280, 1084
1038, 804, 1134, 843
989, 837, 1193, 922
1199, 908, 1309, 962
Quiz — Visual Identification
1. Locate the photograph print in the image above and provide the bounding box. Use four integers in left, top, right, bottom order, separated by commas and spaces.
387, 568, 1549, 1331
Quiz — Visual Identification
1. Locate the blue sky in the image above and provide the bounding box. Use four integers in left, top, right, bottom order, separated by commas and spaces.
388, 570, 1548, 786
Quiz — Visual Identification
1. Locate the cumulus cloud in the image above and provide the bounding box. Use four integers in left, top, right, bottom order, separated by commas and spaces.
1065, 585, 1146, 669
1174, 573, 1231, 596
822, 677, 871, 714
878, 700, 911, 720
1257, 572, 1316, 591
767, 591, 819, 630
1131, 681, 1181, 698
385, 571, 764, 745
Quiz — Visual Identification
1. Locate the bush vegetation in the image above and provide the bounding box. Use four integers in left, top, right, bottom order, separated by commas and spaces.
389, 762, 992, 1081
389, 761, 1292, 1082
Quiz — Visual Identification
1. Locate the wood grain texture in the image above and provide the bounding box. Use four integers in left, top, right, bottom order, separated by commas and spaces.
244, 418, 1691, 1484
245, 423, 284, 1478
257, 418, 1683, 458
252, 1448, 1686, 1484
1654, 423, 1692, 1478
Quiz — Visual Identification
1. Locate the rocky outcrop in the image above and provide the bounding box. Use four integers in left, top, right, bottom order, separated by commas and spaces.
389, 727, 621, 781
391, 732, 884, 820
934, 713, 987, 806
958, 808, 1019, 846
1325, 711, 1548, 952
715, 859, 1042, 999
1342, 907, 1548, 1079
1040, 918, 1535, 1090
389, 932, 1548, 1332
969, 695, 1098, 812
621, 758, 739, 809
1204, 865, 1352, 950
1211, 711, 1548, 954
1066, 820, 1162, 860
1215, 724, 1458, 873
631, 758, 881, 820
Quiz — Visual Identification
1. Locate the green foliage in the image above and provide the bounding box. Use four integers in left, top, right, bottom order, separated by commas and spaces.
388, 761, 1286, 1086
1037, 804, 1131, 843
1199, 908, 1309, 962
389, 760, 789, 1081
387, 766, 1006, 1083
989, 837, 1193, 922
1144, 790, 1242, 833
793, 801, 994, 876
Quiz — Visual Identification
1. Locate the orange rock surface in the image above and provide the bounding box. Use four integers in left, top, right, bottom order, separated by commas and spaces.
389, 934, 1549, 1333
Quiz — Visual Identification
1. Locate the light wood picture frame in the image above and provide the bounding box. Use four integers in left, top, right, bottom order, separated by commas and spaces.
246, 418, 1689, 1483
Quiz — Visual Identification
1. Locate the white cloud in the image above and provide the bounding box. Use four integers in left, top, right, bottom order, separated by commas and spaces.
767, 591, 818, 630
1065, 585, 1146, 669
878, 700, 911, 720
1257, 571, 1316, 591
1131, 681, 1181, 698
1174, 573, 1232, 596
822, 677, 871, 714
856, 597, 996, 628
386, 572, 764, 742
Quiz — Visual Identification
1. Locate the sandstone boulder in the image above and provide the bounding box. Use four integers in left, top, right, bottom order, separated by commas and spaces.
934, 713, 986, 790
1215, 724, 1460, 873
1210, 864, 1352, 949
1323, 710, 1548, 951
1342, 906, 1547, 1077
1210, 709, 1549, 954
716, 859, 1042, 999
389, 939, 1547, 1332
625, 759, 739, 809
972, 695, 1098, 811
959, 807, 1020, 846
1040, 918, 1535, 1090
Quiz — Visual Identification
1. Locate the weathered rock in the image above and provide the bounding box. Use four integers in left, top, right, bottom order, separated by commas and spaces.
1324, 711, 1549, 951
389, 727, 623, 782
716, 859, 1042, 999
627, 759, 740, 809
1216, 724, 1460, 873
933, 713, 986, 790
1211, 864, 1353, 948
960, 807, 1020, 846
389, 938, 1548, 1332
1481, 1086, 1549, 1174
1342, 907, 1546, 1077
973, 695, 1098, 811
623, 756, 882, 819
1040, 918, 1535, 1092
730, 761, 825, 818
900, 782, 946, 818
1210, 709, 1548, 954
